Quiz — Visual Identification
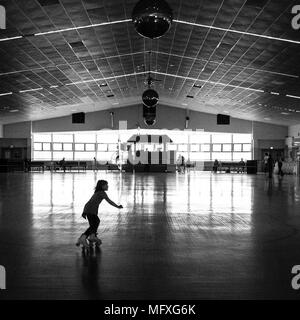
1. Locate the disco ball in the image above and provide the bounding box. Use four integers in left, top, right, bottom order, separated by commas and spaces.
132, 0, 173, 39
142, 88, 159, 107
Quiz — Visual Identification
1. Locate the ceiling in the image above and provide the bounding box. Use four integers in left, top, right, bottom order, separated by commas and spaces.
0, 0, 300, 126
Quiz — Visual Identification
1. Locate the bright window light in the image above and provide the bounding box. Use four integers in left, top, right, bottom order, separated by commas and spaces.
43, 143, 51, 151
190, 144, 199, 152
75, 144, 84, 151
74, 152, 95, 160
201, 144, 210, 152
34, 134, 51, 142
234, 144, 242, 152
34, 143, 42, 151
243, 144, 252, 152
212, 144, 222, 152
190, 134, 210, 143
233, 134, 251, 143
75, 133, 96, 143
212, 134, 231, 143
32, 131, 253, 163
190, 153, 210, 161
86, 144, 95, 151
167, 144, 177, 151
98, 144, 108, 151
212, 152, 232, 161
53, 143, 62, 151
178, 144, 188, 152
53, 134, 73, 143
232, 152, 251, 161
63, 143, 73, 151
108, 144, 118, 151
53, 152, 73, 160
97, 152, 115, 162
33, 151, 51, 160
223, 144, 232, 152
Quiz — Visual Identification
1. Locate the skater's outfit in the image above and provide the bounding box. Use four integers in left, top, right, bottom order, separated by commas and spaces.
82, 190, 108, 235
77, 190, 108, 247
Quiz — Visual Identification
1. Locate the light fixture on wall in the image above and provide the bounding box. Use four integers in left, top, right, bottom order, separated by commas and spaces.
185, 116, 190, 129
185, 109, 190, 129
110, 111, 114, 128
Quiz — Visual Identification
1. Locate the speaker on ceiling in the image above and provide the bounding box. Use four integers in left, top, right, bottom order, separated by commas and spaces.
72, 112, 85, 124
217, 114, 230, 125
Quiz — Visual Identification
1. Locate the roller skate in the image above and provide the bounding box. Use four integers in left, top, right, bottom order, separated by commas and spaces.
76, 234, 90, 253
88, 233, 102, 248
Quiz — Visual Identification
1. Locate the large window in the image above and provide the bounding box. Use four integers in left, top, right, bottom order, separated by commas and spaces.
32, 130, 252, 163
53, 152, 73, 160
53, 134, 73, 143
75, 133, 96, 143
33, 151, 52, 160
190, 134, 210, 143
212, 134, 231, 143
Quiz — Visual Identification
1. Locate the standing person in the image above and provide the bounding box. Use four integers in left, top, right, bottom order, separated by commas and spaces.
263, 153, 269, 174
267, 154, 274, 178
180, 155, 185, 173
176, 155, 182, 173
23, 157, 30, 172
93, 157, 97, 172
277, 157, 283, 176
76, 180, 123, 248
59, 157, 66, 172
115, 154, 121, 171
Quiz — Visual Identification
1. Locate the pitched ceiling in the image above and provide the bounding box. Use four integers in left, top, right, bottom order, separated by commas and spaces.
0, 0, 300, 126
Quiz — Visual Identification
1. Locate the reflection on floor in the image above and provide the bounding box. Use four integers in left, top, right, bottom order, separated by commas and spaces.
0, 171, 300, 299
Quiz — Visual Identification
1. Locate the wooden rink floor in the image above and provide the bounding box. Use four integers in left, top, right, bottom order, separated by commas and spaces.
1, 171, 300, 300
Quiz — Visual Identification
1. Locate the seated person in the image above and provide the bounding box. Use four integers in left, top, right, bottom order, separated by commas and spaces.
238, 158, 245, 173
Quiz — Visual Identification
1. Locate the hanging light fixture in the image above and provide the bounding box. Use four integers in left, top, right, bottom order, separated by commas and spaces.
132, 0, 173, 39
142, 51, 160, 107
142, 88, 159, 107
143, 104, 156, 126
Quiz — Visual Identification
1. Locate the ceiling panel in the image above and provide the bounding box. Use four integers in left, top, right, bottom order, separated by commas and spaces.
0, 0, 299, 125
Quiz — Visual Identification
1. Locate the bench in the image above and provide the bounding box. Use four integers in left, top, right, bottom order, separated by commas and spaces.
54, 161, 87, 172
28, 161, 45, 172
217, 162, 245, 173
107, 164, 120, 171
186, 161, 196, 171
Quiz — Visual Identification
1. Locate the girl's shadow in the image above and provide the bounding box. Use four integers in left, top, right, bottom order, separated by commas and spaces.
81, 246, 103, 299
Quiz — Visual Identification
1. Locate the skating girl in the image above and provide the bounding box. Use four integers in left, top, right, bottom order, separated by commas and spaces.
76, 180, 123, 248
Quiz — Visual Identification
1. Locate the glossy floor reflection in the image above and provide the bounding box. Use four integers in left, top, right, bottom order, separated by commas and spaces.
0, 171, 300, 299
